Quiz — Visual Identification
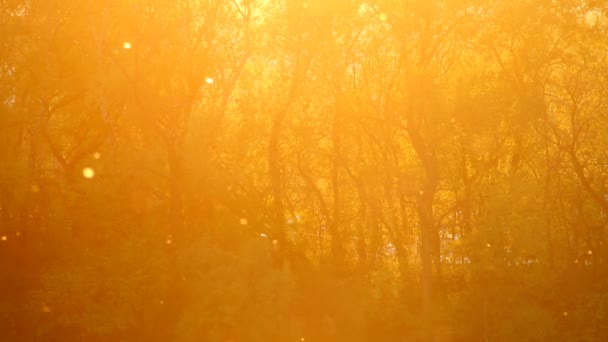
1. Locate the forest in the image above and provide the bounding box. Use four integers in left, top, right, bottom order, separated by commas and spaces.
1, 0, 608, 340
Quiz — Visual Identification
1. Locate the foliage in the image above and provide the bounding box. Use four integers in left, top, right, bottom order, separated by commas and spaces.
1, 0, 608, 340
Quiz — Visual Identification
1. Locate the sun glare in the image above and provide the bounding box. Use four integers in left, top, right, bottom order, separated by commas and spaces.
5, 0, 608, 340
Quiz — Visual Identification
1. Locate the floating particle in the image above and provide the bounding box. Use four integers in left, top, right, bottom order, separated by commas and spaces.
1, 236, 6, 241
205, 77, 214, 84
82, 167, 95, 179
260, 233, 268, 238
93, 152, 101, 159
240, 218, 248, 225
123, 41, 132, 49
588, 250, 593, 255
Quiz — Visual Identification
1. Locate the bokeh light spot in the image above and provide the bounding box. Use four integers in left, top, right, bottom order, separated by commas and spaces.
82, 167, 95, 179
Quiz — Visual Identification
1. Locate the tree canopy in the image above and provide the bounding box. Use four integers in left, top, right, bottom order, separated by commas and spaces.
1, 0, 608, 340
